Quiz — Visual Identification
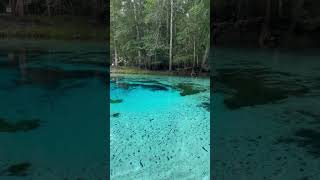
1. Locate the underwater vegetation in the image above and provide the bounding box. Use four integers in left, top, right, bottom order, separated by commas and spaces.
115, 82, 169, 91
0, 118, 41, 132
110, 99, 123, 104
1, 162, 31, 176
214, 67, 309, 109
198, 102, 210, 112
276, 110, 320, 158
277, 128, 320, 158
174, 83, 206, 96
112, 113, 120, 118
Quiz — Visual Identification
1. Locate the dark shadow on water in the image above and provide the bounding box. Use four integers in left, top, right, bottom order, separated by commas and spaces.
0, 118, 41, 133
214, 67, 309, 109
0, 162, 32, 176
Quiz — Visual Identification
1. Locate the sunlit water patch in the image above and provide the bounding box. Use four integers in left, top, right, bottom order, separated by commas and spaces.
110, 74, 210, 179
0, 40, 107, 179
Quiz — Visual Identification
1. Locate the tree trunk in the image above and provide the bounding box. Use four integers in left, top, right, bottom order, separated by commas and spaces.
196, 54, 199, 68
259, 0, 271, 47
192, 35, 196, 74
166, 0, 169, 43
278, 0, 283, 18
9, 0, 15, 16
288, 0, 305, 33
285, 0, 305, 47
94, 0, 104, 21
114, 40, 118, 68
15, 0, 24, 16
201, 37, 209, 72
237, 0, 242, 20
46, 0, 51, 16
169, 0, 173, 71
133, 0, 142, 68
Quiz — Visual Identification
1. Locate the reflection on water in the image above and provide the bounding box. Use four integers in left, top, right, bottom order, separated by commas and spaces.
110, 74, 210, 179
212, 48, 320, 180
0, 40, 107, 179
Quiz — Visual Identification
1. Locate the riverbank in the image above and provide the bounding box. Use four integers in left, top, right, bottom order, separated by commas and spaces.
0, 15, 107, 41
111, 67, 210, 78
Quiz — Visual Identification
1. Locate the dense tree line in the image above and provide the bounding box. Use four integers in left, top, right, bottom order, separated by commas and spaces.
111, 0, 209, 73
213, 0, 320, 48
0, 0, 106, 22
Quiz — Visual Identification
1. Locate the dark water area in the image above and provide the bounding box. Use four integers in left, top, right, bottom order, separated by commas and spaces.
212, 48, 320, 180
0, 40, 108, 179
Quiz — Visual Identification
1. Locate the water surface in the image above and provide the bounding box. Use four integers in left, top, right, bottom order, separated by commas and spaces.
0, 40, 107, 179
110, 74, 210, 179
212, 48, 320, 180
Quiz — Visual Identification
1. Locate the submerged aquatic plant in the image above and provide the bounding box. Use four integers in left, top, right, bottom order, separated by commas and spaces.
276, 128, 320, 158
1, 162, 31, 176
0, 118, 41, 133
110, 99, 123, 104
175, 83, 205, 96
112, 113, 120, 117
215, 67, 309, 109
199, 102, 210, 112
115, 82, 168, 91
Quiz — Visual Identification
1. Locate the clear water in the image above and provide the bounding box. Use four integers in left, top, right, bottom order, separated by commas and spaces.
0, 40, 107, 179
212, 48, 320, 180
110, 74, 210, 179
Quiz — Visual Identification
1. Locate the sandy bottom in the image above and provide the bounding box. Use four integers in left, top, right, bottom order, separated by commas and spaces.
110, 75, 210, 179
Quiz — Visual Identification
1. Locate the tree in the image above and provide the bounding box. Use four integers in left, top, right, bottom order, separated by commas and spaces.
169, 0, 173, 71
111, 0, 210, 73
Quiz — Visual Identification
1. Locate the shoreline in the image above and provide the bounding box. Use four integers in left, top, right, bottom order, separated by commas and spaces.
111, 67, 210, 78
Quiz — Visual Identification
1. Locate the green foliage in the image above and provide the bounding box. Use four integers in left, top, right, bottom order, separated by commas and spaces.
111, 0, 209, 70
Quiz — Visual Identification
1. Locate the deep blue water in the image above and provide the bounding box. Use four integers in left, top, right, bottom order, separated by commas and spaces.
0, 40, 107, 179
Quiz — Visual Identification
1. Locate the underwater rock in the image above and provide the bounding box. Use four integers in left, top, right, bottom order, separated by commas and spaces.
175, 83, 205, 96
1, 162, 31, 176
110, 99, 123, 104
0, 118, 40, 133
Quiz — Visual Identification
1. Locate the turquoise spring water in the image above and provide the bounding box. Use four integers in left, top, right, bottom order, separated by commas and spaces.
0, 40, 107, 179
110, 74, 210, 179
